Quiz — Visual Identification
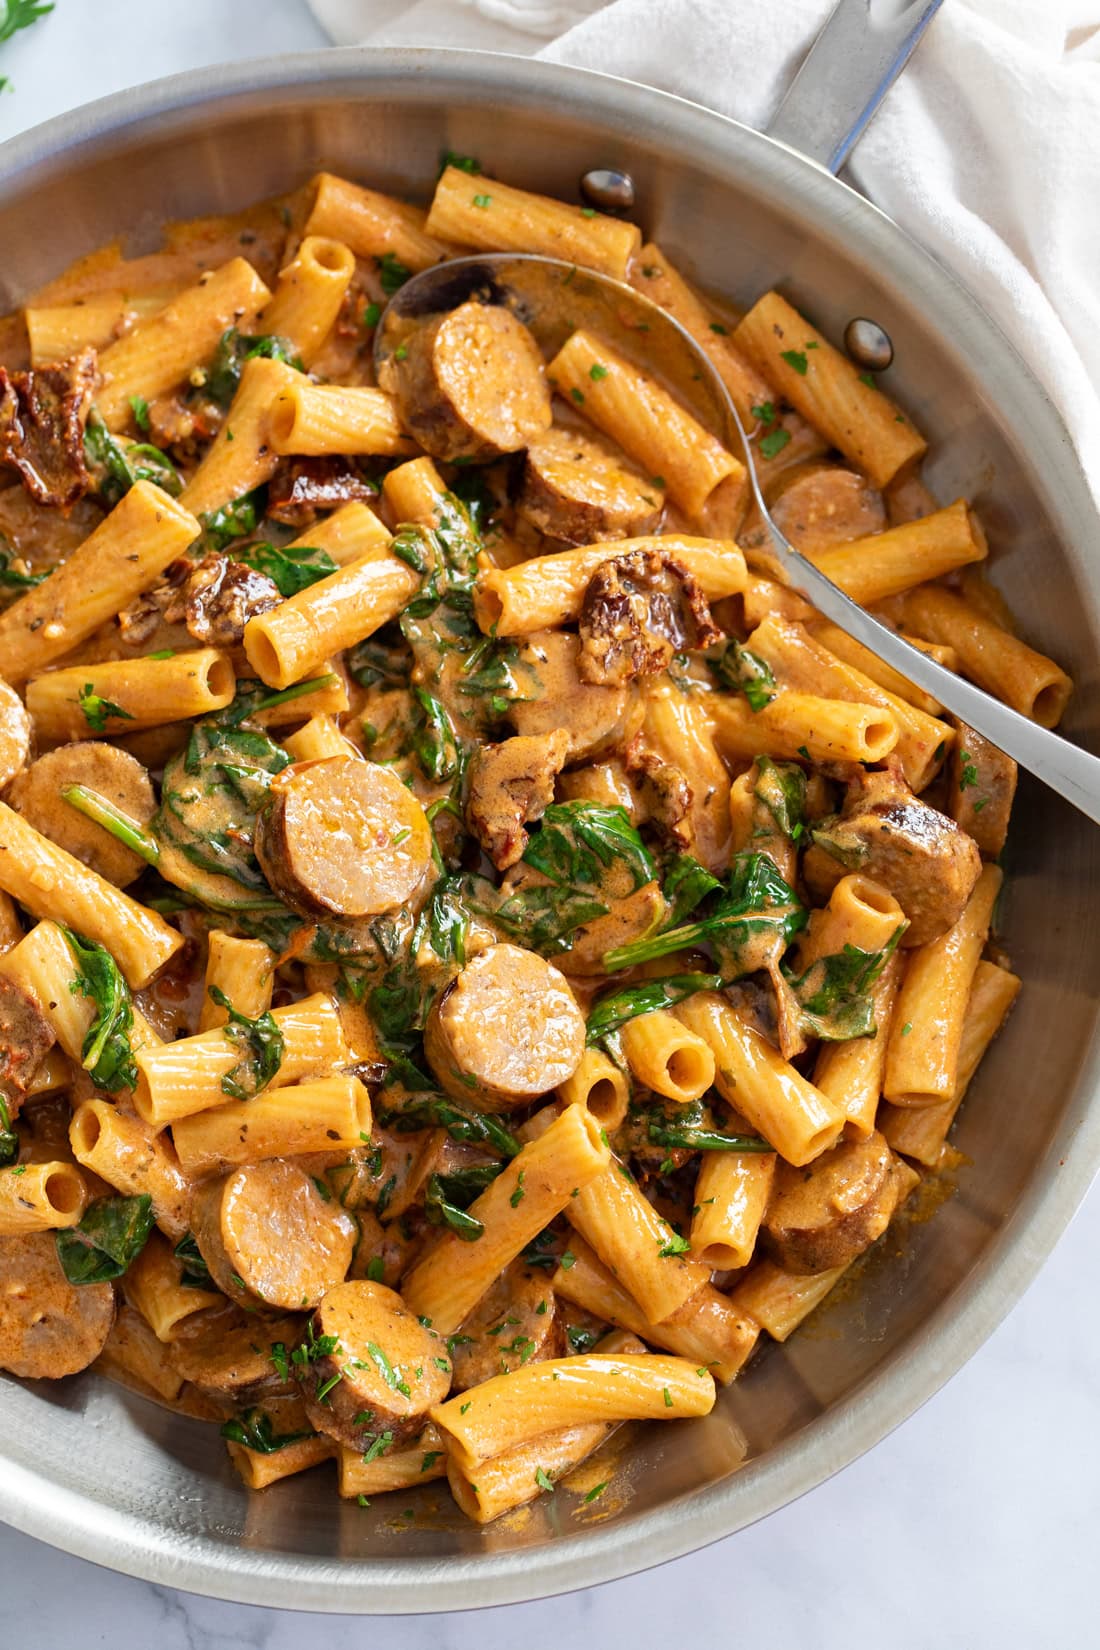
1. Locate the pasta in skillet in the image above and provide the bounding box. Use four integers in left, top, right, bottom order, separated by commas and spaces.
0, 156, 1062, 1524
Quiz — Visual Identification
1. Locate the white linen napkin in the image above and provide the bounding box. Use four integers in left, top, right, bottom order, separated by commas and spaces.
308, 0, 1100, 504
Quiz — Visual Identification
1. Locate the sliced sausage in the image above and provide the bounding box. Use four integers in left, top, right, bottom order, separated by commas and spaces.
387, 300, 552, 463
0, 679, 31, 789
449, 1261, 564, 1391
0, 975, 55, 1103
517, 426, 662, 544
947, 721, 1016, 859
578, 549, 722, 687
763, 1130, 917, 1274
255, 756, 434, 919
804, 764, 982, 947
0, 1230, 115, 1378
740, 462, 886, 557
171, 1311, 305, 1399
508, 629, 642, 762
466, 730, 570, 871
190, 1160, 357, 1313
424, 942, 585, 1110
7, 743, 156, 888
293, 1278, 450, 1447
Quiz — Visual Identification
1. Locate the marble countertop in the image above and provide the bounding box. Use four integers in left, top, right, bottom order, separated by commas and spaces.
1, 4, 1098, 1643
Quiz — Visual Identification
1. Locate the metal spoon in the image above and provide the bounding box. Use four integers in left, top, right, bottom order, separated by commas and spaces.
376, 252, 1100, 824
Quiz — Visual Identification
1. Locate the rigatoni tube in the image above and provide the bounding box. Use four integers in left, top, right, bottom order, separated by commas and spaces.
676, 992, 845, 1167
431, 1354, 715, 1470
547, 329, 745, 520
97, 257, 271, 425
0, 1161, 88, 1234
258, 235, 355, 366
244, 548, 419, 690
171, 1074, 372, 1178
133, 992, 350, 1127
401, 1102, 610, 1334
0, 805, 183, 988
884, 864, 1002, 1106
0, 481, 200, 685
26, 649, 235, 743
427, 166, 640, 281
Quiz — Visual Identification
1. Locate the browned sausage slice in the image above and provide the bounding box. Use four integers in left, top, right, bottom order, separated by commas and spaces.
763, 1130, 917, 1274
508, 630, 642, 762
388, 301, 552, 463
171, 1311, 305, 1399
7, 742, 156, 887
423, 943, 585, 1110
0, 679, 31, 789
190, 1160, 357, 1312
804, 764, 982, 947
294, 1279, 451, 1447
947, 721, 1016, 859
0, 1230, 115, 1378
517, 426, 662, 544
465, 730, 570, 870
449, 1261, 563, 1391
741, 463, 886, 556
0, 975, 55, 1105
255, 756, 433, 919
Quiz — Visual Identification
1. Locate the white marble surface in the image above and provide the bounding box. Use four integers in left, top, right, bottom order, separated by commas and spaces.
1, 4, 1099, 1642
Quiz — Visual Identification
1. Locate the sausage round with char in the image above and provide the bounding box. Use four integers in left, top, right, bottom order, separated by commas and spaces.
190, 1159, 358, 1312
763, 1130, 917, 1274
387, 300, 552, 463
804, 765, 982, 947
255, 756, 434, 919
449, 1261, 564, 1391
423, 942, 585, 1110
7, 742, 156, 887
517, 426, 662, 544
0, 1230, 115, 1378
293, 1278, 450, 1447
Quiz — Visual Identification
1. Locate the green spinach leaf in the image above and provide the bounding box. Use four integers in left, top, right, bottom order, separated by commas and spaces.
204, 328, 303, 409
710, 641, 776, 712
220, 1409, 314, 1453
209, 986, 285, 1099
55, 1193, 155, 1285
784, 930, 904, 1041
586, 973, 722, 1045
61, 928, 138, 1092
604, 851, 806, 972
239, 541, 337, 598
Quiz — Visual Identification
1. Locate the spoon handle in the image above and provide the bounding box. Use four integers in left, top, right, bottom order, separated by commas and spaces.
766, 0, 947, 174
779, 545, 1100, 824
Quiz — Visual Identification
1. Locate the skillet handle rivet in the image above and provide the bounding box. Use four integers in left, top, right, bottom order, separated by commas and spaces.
844, 317, 894, 372
579, 168, 636, 214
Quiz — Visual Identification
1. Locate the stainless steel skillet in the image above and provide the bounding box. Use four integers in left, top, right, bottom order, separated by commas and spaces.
0, 17, 1098, 1617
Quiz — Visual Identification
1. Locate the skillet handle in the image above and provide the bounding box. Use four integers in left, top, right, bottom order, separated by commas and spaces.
766, 0, 945, 174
